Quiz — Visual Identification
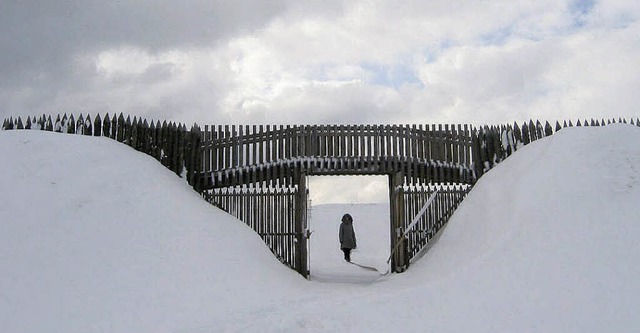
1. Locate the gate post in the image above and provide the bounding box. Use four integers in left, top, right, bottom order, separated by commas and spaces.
295, 171, 309, 278
389, 171, 408, 272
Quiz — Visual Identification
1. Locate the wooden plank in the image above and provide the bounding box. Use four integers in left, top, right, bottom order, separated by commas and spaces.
294, 173, 308, 277
298, 125, 305, 158
312, 125, 319, 157
406, 124, 413, 160
437, 124, 443, 166
273, 188, 280, 258
305, 125, 312, 158
273, 124, 279, 163
355, 125, 362, 159
424, 124, 431, 162
349, 125, 355, 157
222, 125, 229, 169
383, 125, 390, 158
230, 125, 237, 168
453, 124, 460, 166
215, 125, 222, 171
420, 124, 431, 162
410, 124, 417, 160
373, 125, 379, 159
284, 125, 291, 160
285, 189, 291, 266
242, 125, 249, 168
316, 125, 322, 157
396, 125, 403, 160
462, 124, 469, 169
363, 125, 370, 159
418, 124, 425, 161
389, 171, 406, 272
265, 125, 271, 164
389, 125, 396, 158
324, 125, 330, 157
204, 125, 211, 173
357, 125, 365, 171
257, 125, 264, 164
276, 125, 283, 161
336, 125, 343, 158
324, 124, 330, 158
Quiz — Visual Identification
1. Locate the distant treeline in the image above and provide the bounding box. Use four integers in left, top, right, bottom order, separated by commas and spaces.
2, 113, 202, 189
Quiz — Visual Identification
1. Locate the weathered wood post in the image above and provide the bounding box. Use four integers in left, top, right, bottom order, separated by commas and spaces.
294, 171, 309, 278
470, 127, 483, 180
389, 171, 407, 272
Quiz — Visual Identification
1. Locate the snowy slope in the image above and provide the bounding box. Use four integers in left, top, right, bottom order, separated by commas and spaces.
0, 131, 305, 332
1, 124, 640, 332
309, 203, 390, 283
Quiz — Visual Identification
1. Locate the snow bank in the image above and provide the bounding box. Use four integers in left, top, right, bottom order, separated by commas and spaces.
0, 130, 303, 333
2, 124, 640, 332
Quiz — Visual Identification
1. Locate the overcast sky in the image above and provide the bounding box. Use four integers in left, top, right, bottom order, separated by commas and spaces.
2, 0, 639, 127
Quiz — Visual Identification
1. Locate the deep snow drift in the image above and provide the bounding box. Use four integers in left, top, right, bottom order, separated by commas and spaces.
1, 124, 640, 332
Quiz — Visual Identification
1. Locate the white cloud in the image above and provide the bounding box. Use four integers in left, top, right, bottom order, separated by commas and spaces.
309, 175, 389, 204
1, 0, 639, 127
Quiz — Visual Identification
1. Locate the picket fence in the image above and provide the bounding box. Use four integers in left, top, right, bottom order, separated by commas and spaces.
2, 113, 202, 187
203, 186, 308, 274
471, 117, 640, 177
3, 114, 639, 277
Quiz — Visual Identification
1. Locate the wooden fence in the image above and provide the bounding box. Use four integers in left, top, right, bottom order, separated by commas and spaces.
203, 186, 307, 274
471, 117, 640, 178
398, 184, 470, 269
2, 113, 203, 188
199, 124, 475, 188
5, 115, 638, 185
201, 124, 473, 169
5, 113, 638, 277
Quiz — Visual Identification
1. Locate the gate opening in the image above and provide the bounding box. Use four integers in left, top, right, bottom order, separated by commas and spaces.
307, 175, 390, 283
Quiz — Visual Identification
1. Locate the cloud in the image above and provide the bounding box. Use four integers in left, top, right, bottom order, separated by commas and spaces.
1, 0, 639, 127
0, 0, 286, 120
309, 175, 389, 204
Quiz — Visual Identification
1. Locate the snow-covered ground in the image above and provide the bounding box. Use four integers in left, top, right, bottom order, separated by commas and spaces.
1, 124, 640, 332
309, 203, 390, 283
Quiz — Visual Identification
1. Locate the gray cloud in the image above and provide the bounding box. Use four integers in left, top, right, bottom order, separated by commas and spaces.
1, 0, 287, 59
0, 0, 287, 116
1, 0, 639, 127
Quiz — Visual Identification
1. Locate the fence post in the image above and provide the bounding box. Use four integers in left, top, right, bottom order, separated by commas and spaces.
294, 172, 309, 278
67, 114, 75, 134
389, 171, 407, 272
94, 114, 102, 137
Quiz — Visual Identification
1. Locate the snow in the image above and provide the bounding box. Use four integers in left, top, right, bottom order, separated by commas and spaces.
1, 124, 640, 332
309, 203, 390, 283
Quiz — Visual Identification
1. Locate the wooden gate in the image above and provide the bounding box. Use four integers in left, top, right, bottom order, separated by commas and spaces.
203, 174, 310, 277
390, 181, 470, 272
198, 124, 476, 277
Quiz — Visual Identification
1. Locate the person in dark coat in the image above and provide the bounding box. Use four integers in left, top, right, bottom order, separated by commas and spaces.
339, 213, 357, 262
